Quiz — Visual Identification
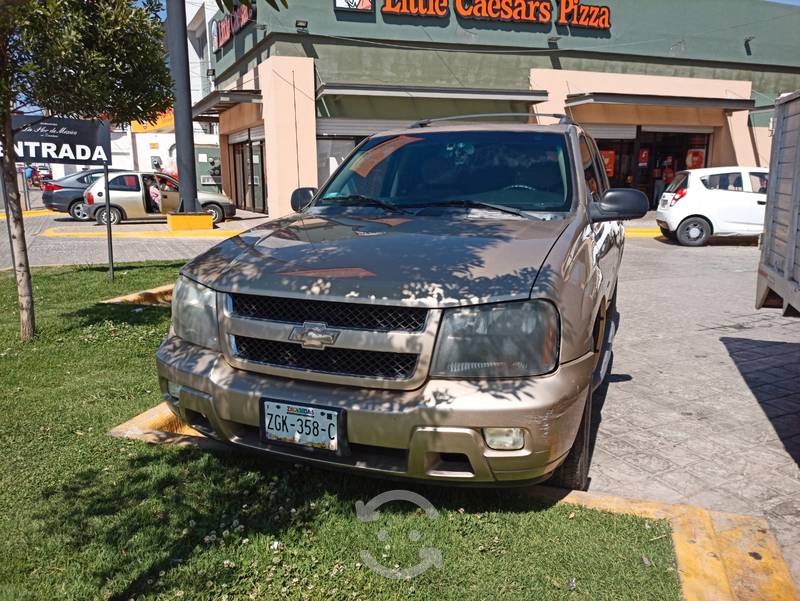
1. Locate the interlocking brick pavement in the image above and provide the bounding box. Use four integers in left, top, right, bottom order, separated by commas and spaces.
589, 234, 800, 583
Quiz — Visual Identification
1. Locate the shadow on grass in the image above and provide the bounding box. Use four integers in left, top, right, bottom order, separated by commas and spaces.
63, 303, 171, 331
36, 444, 566, 600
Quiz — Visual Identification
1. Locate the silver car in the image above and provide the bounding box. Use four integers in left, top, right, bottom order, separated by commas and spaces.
156, 119, 647, 490
84, 172, 236, 224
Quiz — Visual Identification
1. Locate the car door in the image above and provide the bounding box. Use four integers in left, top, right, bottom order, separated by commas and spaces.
106, 174, 145, 219
156, 175, 181, 214
745, 171, 769, 231
698, 170, 757, 233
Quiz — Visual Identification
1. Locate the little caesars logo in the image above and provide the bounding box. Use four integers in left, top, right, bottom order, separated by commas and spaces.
382, 0, 611, 29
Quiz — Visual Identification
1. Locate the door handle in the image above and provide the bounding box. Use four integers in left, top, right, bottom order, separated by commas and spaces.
757, 200, 766, 205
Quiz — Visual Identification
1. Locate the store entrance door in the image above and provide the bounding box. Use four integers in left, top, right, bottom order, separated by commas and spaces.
635, 132, 709, 208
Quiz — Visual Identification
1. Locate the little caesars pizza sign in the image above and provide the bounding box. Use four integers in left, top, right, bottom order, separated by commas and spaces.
1, 116, 111, 165
342, 0, 611, 29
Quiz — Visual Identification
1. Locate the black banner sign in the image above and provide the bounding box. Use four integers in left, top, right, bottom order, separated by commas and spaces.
1, 116, 112, 165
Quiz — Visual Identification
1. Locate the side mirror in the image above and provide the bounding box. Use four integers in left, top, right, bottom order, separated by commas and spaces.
589, 188, 649, 223
291, 187, 317, 213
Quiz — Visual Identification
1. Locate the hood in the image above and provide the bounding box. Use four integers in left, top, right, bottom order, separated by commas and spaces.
183, 208, 570, 307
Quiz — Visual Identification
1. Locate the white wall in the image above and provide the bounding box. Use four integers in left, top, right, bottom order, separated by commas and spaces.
132, 132, 219, 172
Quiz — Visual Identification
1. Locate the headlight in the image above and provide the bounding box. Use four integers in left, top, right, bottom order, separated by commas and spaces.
172, 275, 220, 351
430, 300, 559, 378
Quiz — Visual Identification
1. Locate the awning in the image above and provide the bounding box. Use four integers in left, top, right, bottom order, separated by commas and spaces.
317, 83, 549, 103
192, 89, 262, 123
565, 92, 755, 112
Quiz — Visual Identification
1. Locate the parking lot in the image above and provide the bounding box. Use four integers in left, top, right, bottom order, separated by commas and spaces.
3, 196, 800, 580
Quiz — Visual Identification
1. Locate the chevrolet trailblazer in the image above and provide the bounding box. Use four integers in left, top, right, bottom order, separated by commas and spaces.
156, 117, 648, 490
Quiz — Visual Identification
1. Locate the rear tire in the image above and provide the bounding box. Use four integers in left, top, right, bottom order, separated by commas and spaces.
96, 206, 121, 226
69, 201, 90, 221
676, 217, 711, 246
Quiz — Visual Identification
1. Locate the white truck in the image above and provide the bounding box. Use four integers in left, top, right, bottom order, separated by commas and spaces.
757, 90, 800, 317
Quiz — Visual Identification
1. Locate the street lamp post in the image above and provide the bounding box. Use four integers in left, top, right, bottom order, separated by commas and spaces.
166, 0, 200, 213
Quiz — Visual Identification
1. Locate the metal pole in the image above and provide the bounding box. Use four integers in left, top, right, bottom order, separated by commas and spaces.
1, 167, 17, 271
166, 0, 200, 213
21, 173, 31, 211
103, 163, 114, 281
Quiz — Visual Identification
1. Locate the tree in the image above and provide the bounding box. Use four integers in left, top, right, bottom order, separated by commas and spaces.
0, 0, 173, 341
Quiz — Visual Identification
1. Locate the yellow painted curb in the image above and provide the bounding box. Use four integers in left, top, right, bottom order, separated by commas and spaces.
112, 403, 800, 601
167, 212, 215, 231
42, 226, 242, 239
101, 284, 174, 307
0, 209, 59, 219
626, 228, 661, 234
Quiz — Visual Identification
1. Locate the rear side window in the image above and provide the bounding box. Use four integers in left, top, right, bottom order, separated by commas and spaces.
701, 172, 744, 192
666, 172, 688, 193
109, 175, 141, 192
750, 173, 768, 194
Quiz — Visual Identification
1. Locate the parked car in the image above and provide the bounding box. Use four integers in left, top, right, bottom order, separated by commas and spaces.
757, 90, 800, 317
656, 166, 769, 246
42, 169, 123, 221
83, 172, 236, 225
156, 117, 649, 490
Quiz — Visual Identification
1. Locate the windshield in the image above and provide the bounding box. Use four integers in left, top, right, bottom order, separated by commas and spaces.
317, 131, 574, 213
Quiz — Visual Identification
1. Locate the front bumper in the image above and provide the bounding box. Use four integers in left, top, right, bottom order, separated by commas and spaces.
156, 335, 594, 484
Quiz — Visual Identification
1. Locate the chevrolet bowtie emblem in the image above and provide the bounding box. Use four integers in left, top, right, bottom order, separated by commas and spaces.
289, 322, 341, 350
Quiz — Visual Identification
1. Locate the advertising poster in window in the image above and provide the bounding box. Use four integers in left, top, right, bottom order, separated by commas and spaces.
638, 148, 650, 167
686, 149, 706, 170
599, 150, 616, 178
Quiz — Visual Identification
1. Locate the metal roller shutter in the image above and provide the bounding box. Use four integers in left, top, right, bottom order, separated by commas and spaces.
581, 124, 637, 140
316, 118, 415, 137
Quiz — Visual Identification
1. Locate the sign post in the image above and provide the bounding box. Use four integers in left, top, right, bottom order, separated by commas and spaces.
103, 162, 114, 280
2, 116, 113, 276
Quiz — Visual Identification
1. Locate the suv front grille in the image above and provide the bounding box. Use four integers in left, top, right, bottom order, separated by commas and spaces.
230, 293, 427, 332
233, 336, 418, 380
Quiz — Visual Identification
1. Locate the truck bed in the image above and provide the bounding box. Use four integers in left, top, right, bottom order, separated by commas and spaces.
757, 90, 800, 317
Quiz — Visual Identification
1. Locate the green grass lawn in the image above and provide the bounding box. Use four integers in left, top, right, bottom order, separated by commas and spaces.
0, 263, 682, 601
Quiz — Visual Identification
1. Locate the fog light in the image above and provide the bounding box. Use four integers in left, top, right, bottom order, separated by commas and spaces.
483, 428, 525, 451
167, 381, 181, 399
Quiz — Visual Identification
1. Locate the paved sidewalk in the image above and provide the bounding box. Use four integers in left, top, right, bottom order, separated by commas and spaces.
589, 235, 800, 581
0, 189, 271, 269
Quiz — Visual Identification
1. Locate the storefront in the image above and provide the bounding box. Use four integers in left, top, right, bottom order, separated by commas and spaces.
194, 0, 800, 216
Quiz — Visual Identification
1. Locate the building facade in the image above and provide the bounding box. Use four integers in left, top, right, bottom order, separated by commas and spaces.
195, 0, 800, 216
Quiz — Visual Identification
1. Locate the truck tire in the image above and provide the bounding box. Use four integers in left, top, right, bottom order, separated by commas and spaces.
204, 203, 224, 224
676, 217, 711, 246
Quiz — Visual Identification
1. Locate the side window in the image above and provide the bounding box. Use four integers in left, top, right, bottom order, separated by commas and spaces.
109, 175, 141, 192
590, 141, 609, 195
749, 172, 768, 194
579, 136, 602, 200
701, 172, 744, 192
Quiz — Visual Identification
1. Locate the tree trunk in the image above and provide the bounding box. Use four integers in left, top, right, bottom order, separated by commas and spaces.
2, 115, 36, 341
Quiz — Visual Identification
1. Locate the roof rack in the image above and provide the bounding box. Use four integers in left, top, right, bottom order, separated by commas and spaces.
409, 112, 576, 128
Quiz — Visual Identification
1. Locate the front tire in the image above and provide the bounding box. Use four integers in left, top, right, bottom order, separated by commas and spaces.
69, 201, 91, 221
548, 386, 593, 491
204, 203, 224, 225
676, 217, 711, 246
96, 206, 122, 226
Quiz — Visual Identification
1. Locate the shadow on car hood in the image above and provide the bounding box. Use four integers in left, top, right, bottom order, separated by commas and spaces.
182, 209, 570, 307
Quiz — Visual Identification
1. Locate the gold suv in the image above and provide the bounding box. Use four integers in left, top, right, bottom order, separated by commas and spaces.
156, 119, 647, 490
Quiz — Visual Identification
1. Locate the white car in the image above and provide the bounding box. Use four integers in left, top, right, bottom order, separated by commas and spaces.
656, 166, 768, 246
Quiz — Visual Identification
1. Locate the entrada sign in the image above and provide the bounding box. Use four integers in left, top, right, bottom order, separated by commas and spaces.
212, 3, 256, 52
340, 0, 611, 29
1, 116, 111, 165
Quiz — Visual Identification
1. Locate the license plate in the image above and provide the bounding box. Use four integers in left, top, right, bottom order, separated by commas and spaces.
262, 400, 340, 452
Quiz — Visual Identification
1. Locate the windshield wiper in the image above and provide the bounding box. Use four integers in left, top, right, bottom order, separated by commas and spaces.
408, 200, 530, 219
325, 194, 408, 214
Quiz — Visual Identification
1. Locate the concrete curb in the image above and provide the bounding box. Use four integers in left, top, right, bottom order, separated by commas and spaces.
112, 402, 800, 601
101, 284, 174, 307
